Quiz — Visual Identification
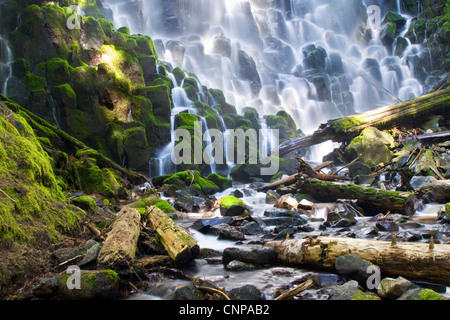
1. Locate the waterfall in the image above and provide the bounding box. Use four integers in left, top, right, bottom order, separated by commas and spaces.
0, 2, 13, 97
104, 0, 424, 166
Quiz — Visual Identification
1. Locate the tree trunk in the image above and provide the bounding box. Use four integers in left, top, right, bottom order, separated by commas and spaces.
295, 177, 417, 215
266, 236, 450, 286
146, 206, 200, 265
277, 88, 450, 157
97, 207, 141, 272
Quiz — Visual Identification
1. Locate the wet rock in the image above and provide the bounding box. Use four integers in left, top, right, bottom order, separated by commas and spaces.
191, 216, 234, 233
209, 224, 246, 241
348, 162, 371, 179
273, 227, 296, 240
225, 260, 256, 271
395, 231, 422, 242
242, 221, 265, 235
377, 277, 418, 300
77, 241, 101, 268
222, 204, 251, 217
264, 207, 299, 217
265, 191, 280, 204
335, 254, 374, 285
233, 189, 244, 198
57, 269, 120, 300
330, 280, 364, 300
326, 203, 357, 227
172, 284, 204, 300
410, 176, 438, 189
398, 288, 446, 300
222, 246, 277, 267
227, 285, 264, 300
376, 221, 399, 232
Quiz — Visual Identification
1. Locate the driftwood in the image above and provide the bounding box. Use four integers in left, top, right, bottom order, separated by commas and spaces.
276, 88, 450, 157
295, 177, 417, 215
97, 207, 141, 272
146, 206, 199, 265
274, 279, 314, 300
266, 236, 450, 286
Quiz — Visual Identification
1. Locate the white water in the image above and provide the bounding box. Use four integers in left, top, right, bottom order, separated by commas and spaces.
103, 0, 424, 165
0, 35, 12, 96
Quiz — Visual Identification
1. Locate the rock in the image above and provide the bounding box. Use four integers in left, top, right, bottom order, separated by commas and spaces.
264, 207, 299, 218
398, 288, 446, 300
172, 284, 204, 300
77, 242, 101, 268
376, 221, 399, 232
377, 277, 418, 300
275, 195, 300, 210
345, 127, 394, 167
190, 216, 234, 233
237, 49, 261, 95
330, 280, 367, 300
220, 195, 250, 216
348, 162, 371, 179
222, 246, 277, 266
302, 44, 327, 73
326, 203, 357, 227
212, 33, 232, 58
57, 269, 120, 300
227, 285, 264, 300
225, 260, 256, 271
410, 176, 438, 190
208, 223, 246, 241
242, 221, 265, 235
206, 173, 232, 192
265, 191, 280, 204
233, 189, 244, 198
334, 254, 374, 285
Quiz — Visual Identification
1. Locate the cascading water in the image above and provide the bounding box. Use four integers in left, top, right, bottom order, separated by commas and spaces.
0, 3, 13, 97
104, 0, 424, 167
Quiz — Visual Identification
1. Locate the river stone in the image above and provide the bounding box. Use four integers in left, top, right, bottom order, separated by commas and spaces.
208, 223, 246, 241
222, 246, 277, 266
227, 285, 264, 300
222, 204, 250, 217
329, 280, 360, 300
57, 269, 120, 300
377, 277, 418, 300
410, 176, 438, 189
190, 216, 234, 233
225, 260, 256, 271
334, 254, 374, 285
172, 284, 203, 300
397, 288, 446, 300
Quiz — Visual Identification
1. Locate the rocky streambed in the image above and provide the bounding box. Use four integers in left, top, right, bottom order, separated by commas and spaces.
127, 183, 450, 301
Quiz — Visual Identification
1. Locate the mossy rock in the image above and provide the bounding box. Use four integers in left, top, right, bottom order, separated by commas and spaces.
163, 170, 219, 195
57, 269, 120, 300
206, 173, 232, 191
71, 196, 97, 212
345, 127, 394, 167
266, 111, 298, 141
122, 126, 152, 171
220, 195, 246, 209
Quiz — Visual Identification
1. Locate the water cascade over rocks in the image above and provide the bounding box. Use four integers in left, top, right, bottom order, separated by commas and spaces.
103, 0, 425, 142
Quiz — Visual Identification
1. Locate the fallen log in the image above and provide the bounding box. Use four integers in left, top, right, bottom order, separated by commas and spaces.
146, 206, 200, 265
266, 237, 450, 286
276, 88, 450, 157
295, 177, 417, 215
97, 207, 141, 272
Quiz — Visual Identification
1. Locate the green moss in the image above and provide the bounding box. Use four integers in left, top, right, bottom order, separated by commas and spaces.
414, 289, 445, 300
0, 105, 84, 246
38, 58, 74, 85
163, 170, 219, 195
220, 195, 246, 209
71, 196, 97, 212
24, 72, 47, 91
351, 290, 379, 300
117, 26, 130, 36
206, 173, 232, 191
331, 116, 365, 134
154, 199, 175, 213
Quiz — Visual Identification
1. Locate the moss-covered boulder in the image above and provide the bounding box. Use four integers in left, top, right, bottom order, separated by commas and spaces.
345, 127, 394, 167
163, 170, 220, 196
219, 195, 250, 216
71, 196, 97, 212
266, 111, 298, 141
57, 269, 120, 300
206, 173, 232, 191
122, 126, 152, 171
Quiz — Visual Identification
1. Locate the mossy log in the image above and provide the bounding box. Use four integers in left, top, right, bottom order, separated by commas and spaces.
266, 236, 450, 286
277, 88, 450, 156
295, 177, 417, 215
146, 206, 200, 265
97, 207, 141, 273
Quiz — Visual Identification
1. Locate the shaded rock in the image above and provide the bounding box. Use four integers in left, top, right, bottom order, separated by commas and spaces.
172, 284, 204, 300
376, 221, 399, 232
377, 277, 418, 300
208, 224, 246, 241
329, 280, 361, 300
225, 260, 256, 271
227, 285, 264, 300
398, 288, 446, 300
222, 246, 277, 266
57, 269, 120, 300
77, 242, 101, 268
335, 254, 374, 285
266, 191, 281, 204
222, 204, 251, 217
190, 216, 234, 233
410, 176, 438, 190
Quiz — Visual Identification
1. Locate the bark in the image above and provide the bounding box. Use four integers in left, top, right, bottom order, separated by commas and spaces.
295, 177, 417, 215
97, 207, 141, 272
146, 206, 200, 265
277, 88, 450, 157
266, 236, 450, 286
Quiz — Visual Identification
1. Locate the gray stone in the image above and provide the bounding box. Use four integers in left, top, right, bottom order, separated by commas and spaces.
410, 176, 438, 190
335, 254, 374, 284
223, 246, 277, 266
377, 277, 418, 300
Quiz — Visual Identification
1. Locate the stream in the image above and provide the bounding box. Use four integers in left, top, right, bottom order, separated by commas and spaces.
128, 184, 450, 300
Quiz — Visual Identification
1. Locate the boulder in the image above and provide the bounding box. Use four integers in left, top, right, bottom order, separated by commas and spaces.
330, 280, 376, 300
225, 260, 256, 271
57, 269, 120, 300
220, 195, 250, 216
227, 285, 264, 300
345, 127, 394, 167
172, 284, 204, 300
334, 254, 374, 285
377, 277, 418, 300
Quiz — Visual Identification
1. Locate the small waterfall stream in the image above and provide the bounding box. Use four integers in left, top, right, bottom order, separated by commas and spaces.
0, 2, 13, 97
